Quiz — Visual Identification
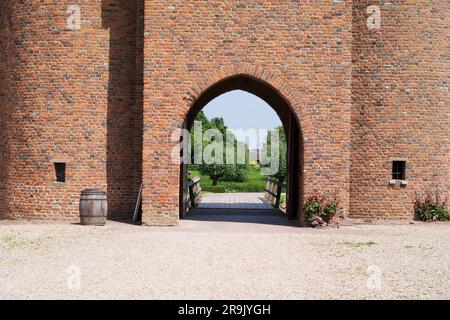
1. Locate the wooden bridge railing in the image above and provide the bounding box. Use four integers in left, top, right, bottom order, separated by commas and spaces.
186, 177, 201, 210
264, 177, 285, 208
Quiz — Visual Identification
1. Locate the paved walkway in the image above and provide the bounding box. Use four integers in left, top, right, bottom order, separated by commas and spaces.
197, 192, 273, 209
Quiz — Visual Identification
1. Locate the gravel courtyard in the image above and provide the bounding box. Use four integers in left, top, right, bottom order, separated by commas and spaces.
1, 217, 449, 300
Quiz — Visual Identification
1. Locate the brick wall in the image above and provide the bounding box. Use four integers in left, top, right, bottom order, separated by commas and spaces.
0, 0, 142, 219
350, 0, 450, 219
103, 0, 143, 218
141, 0, 353, 225
0, 1, 448, 224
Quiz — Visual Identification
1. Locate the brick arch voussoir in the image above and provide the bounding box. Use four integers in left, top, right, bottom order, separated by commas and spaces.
169, 64, 315, 150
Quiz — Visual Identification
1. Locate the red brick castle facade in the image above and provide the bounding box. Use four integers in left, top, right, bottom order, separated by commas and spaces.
0, 1, 448, 225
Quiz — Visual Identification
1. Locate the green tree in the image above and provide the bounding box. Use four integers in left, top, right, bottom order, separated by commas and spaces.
222, 140, 249, 182
190, 111, 250, 186
261, 126, 287, 181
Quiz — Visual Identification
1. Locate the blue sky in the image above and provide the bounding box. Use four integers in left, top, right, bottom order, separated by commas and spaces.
202, 90, 282, 149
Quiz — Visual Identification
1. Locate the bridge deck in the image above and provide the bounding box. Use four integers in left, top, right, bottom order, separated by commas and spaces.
197, 192, 273, 210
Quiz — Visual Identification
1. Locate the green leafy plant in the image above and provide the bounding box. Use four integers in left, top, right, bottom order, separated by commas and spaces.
202, 185, 226, 193
222, 164, 249, 182
199, 163, 227, 186
250, 161, 260, 170
415, 192, 449, 222
193, 111, 251, 186
323, 202, 338, 223
304, 195, 339, 226
260, 126, 287, 181
223, 182, 265, 193
304, 196, 324, 223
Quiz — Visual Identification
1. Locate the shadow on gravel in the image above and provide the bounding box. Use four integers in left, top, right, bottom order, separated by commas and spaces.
185, 208, 297, 227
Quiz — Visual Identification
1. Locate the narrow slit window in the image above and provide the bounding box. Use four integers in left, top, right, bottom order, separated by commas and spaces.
392, 161, 406, 180
55, 163, 66, 183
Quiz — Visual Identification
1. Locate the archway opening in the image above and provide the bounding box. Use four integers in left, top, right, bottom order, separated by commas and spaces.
180, 75, 303, 225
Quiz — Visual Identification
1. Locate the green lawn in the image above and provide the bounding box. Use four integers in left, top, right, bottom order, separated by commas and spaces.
188, 167, 267, 193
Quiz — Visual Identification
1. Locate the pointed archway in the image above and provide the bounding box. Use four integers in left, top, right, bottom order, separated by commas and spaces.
179, 74, 304, 223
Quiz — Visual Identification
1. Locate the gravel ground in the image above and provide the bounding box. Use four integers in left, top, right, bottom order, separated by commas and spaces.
0, 218, 449, 300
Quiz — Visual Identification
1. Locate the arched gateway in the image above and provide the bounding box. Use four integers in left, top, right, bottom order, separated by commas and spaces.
180, 74, 303, 223
141, 66, 314, 226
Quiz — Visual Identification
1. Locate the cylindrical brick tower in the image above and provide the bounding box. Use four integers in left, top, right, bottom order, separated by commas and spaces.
0, 1, 142, 219
351, 1, 450, 219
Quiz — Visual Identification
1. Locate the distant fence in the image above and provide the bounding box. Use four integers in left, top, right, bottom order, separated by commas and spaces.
264, 177, 285, 209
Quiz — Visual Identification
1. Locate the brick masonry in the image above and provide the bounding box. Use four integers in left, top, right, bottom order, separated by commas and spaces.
0, 0, 142, 220
351, 1, 450, 219
0, 1, 448, 225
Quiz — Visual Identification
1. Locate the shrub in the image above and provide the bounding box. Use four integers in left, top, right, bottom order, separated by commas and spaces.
222, 164, 249, 182
188, 164, 200, 171
222, 182, 265, 193
415, 192, 449, 222
304, 196, 323, 223
304, 195, 338, 226
260, 126, 287, 181
250, 161, 260, 170
202, 185, 226, 193
323, 202, 338, 222
223, 183, 239, 193
200, 164, 249, 185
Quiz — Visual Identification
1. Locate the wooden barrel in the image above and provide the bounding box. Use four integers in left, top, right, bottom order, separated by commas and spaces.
79, 189, 108, 226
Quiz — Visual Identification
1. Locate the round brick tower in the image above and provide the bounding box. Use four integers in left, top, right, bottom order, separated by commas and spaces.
350, 1, 450, 219
0, 1, 142, 219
